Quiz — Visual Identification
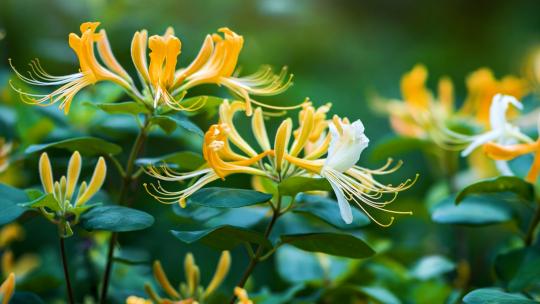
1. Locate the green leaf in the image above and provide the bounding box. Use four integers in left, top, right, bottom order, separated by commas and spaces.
151, 116, 177, 134
188, 187, 272, 208
0, 184, 31, 225
410, 255, 455, 280
276, 244, 350, 284
136, 151, 205, 171
11, 292, 45, 304
463, 288, 536, 304
431, 196, 513, 226
151, 115, 204, 136
294, 194, 370, 228
281, 232, 375, 258
171, 225, 271, 249
25, 137, 122, 156
91, 101, 150, 115
456, 176, 534, 205
495, 247, 540, 292
20, 193, 59, 211
355, 286, 401, 304
278, 176, 331, 197
369, 136, 433, 162
80, 206, 154, 232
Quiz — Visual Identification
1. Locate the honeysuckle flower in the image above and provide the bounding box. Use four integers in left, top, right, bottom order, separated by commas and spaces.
460, 94, 533, 175
234, 287, 253, 304
460, 68, 529, 127
0, 273, 15, 304
0, 138, 12, 173
12, 22, 295, 115
38, 151, 106, 236
133, 251, 230, 304
285, 116, 416, 226
483, 117, 540, 183
131, 26, 295, 114
375, 64, 454, 140
10, 22, 135, 114
146, 100, 415, 225
0, 224, 40, 280
376, 65, 529, 148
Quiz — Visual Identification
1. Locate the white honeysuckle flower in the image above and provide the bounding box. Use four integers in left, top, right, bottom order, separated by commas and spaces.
461, 94, 533, 158
321, 120, 369, 223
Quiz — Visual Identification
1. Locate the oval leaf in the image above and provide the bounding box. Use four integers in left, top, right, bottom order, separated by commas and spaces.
25, 137, 122, 156
171, 225, 271, 249
81, 206, 154, 232
91, 101, 150, 115
281, 232, 375, 259
0, 184, 31, 225
456, 176, 534, 205
463, 288, 536, 304
278, 177, 331, 197
294, 194, 370, 228
431, 196, 512, 226
188, 187, 272, 208
495, 247, 540, 292
410, 255, 455, 280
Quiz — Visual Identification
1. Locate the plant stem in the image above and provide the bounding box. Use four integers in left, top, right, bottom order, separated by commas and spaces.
99, 116, 151, 304
525, 205, 540, 246
228, 197, 281, 304
59, 237, 75, 304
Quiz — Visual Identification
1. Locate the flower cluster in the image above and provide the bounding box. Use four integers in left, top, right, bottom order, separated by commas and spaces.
126, 251, 231, 304
145, 100, 417, 226
10, 22, 293, 115
37, 151, 106, 237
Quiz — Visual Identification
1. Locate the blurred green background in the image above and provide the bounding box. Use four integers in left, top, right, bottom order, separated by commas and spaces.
1, 0, 540, 302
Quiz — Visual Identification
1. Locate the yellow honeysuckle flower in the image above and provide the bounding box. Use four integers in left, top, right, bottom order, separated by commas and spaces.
136, 251, 230, 304
131, 26, 295, 114
11, 22, 294, 115
0, 138, 12, 174
1, 250, 40, 279
461, 68, 529, 126
234, 287, 253, 304
484, 136, 540, 183
10, 22, 135, 114
39, 151, 106, 207
379, 64, 455, 140
144, 100, 274, 207
0, 273, 15, 304
0, 223, 24, 248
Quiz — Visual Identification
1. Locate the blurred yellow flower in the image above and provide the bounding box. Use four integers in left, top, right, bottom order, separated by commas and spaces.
0, 138, 12, 174
0, 273, 15, 304
377, 64, 529, 146
0, 224, 40, 280
234, 287, 253, 304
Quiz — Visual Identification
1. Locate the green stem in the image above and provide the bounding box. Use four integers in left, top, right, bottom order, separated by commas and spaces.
59, 236, 75, 304
228, 197, 281, 304
525, 205, 540, 246
99, 116, 151, 304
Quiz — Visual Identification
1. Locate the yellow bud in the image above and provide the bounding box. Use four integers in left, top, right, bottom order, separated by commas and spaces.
202, 251, 231, 298
65, 151, 82, 201
274, 118, 292, 172
39, 153, 54, 194
152, 260, 180, 299
76, 157, 106, 205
